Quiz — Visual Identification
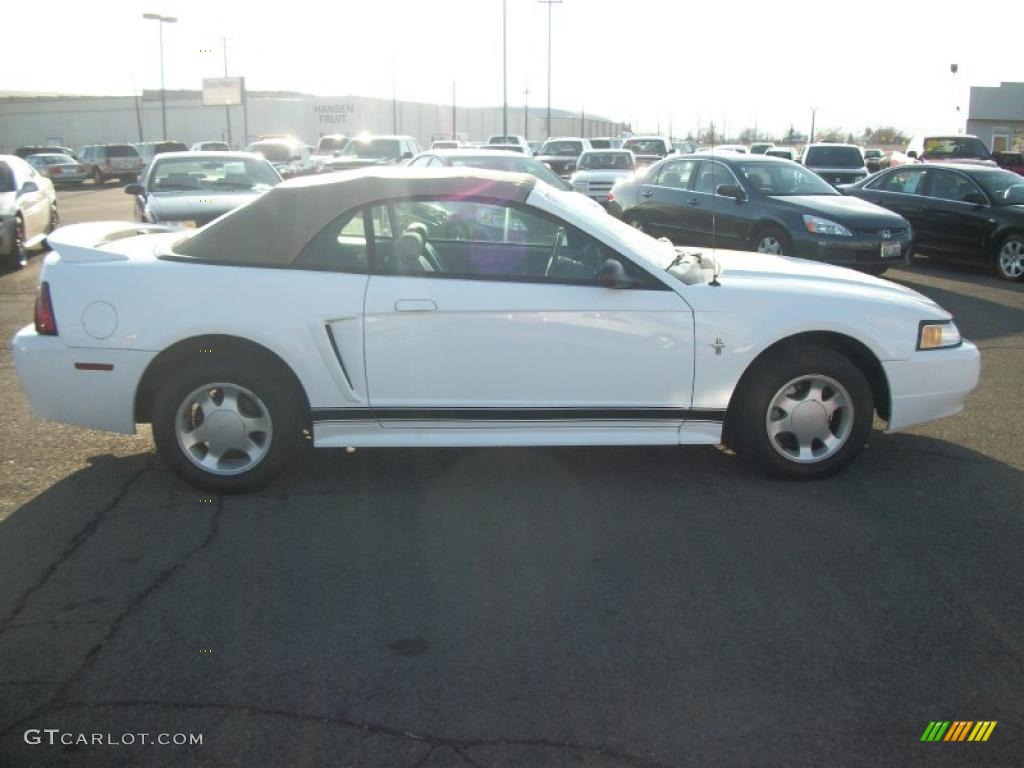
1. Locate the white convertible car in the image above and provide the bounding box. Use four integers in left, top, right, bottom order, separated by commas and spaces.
12, 168, 979, 492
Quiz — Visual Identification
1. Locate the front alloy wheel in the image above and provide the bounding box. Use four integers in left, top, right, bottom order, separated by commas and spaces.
996, 237, 1024, 281
765, 375, 854, 463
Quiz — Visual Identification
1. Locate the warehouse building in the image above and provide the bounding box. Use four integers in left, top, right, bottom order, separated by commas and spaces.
0, 89, 625, 152
966, 81, 1024, 152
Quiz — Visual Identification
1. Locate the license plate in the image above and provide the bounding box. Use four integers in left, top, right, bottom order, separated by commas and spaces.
881, 242, 901, 259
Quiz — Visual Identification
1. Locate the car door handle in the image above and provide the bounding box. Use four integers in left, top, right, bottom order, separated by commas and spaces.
687, 198, 699, 206
394, 299, 438, 312
641, 190, 654, 198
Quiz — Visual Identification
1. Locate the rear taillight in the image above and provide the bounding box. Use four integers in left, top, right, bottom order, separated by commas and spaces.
34, 282, 58, 335
607, 190, 615, 202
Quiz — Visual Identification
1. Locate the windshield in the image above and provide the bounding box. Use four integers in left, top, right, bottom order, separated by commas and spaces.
622, 139, 667, 156
33, 154, 74, 166
540, 141, 584, 156
341, 139, 400, 159
864, 149, 883, 159
200, 142, 230, 151
922, 136, 991, 159
577, 152, 634, 171
248, 142, 294, 163
317, 136, 348, 152
148, 157, 281, 192
738, 162, 839, 196
448, 155, 572, 190
804, 146, 863, 168
975, 169, 1024, 205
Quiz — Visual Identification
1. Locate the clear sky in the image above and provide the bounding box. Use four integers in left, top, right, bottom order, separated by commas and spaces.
5, 0, 1021, 139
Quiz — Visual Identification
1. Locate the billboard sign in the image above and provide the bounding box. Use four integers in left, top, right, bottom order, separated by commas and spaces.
202, 77, 244, 106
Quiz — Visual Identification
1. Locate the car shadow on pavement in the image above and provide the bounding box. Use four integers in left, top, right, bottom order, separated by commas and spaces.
889, 275, 1023, 345
0, 435, 1022, 767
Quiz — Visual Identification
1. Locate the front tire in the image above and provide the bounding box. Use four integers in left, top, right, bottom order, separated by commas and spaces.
995, 235, 1024, 281
151, 360, 304, 493
753, 225, 792, 256
729, 345, 874, 480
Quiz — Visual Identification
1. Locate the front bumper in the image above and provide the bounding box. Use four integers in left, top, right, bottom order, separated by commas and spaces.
791, 230, 912, 268
883, 341, 980, 432
12, 325, 154, 434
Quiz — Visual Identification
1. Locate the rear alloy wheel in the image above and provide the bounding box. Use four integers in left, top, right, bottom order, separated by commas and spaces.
152, 362, 303, 492
754, 226, 791, 256
730, 345, 873, 479
996, 236, 1024, 281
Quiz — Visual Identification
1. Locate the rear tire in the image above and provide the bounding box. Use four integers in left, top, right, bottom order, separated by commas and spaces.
857, 264, 888, 277
7, 216, 28, 268
995, 235, 1024, 281
730, 345, 873, 480
151, 357, 304, 493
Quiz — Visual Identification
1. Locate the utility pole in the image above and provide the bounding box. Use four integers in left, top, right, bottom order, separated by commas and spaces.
523, 80, 530, 141
391, 55, 398, 133
222, 37, 232, 146
950, 63, 960, 132
142, 13, 177, 140
452, 81, 456, 140
502, 0, 508, 140
580, 104, 584, 137
810, 107, 817, 144
538, 0, 562, 139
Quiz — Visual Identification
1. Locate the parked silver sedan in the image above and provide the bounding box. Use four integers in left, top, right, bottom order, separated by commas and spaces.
25, 153, 91, 185
0, 155, 58, 269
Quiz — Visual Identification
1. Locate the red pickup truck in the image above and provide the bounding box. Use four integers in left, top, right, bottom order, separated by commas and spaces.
993, 151, 1024, 176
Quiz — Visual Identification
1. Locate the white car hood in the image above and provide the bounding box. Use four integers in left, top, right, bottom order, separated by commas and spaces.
685, 248, 946, 316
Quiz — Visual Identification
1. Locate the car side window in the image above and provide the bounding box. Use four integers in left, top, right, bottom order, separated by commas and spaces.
293, 206, 380, 272
926, 170, 983, 203
375, 198, 653, 286
694, 161, 740, 195
653, 160, 697, 190
870, 168, 928, 194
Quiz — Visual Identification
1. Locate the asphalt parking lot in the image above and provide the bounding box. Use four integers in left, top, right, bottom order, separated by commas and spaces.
0, 186, 1021, 767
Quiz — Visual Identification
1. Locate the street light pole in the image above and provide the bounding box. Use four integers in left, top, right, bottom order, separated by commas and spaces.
502, 0, 508, 140
538, 0, 562, 139
222, 37, 232, 146
523, 79, 530, 142
143, 13, 177, 141
810, 107, 817, 144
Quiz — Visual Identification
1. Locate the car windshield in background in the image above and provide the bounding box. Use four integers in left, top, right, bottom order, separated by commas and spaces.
149, 157, 280, 191
201, 142, 231, 151
448, 156, 571, 190
541, 141, 583, 156
33, 154, 74, 165
342, 139, 400, 159
738, 163, 839, 196
107, 145, 140, 158
922, 137, 991, 159
976, 169, 1024, 205
249, 142, 292, 163
577, 152, 634, 171
155, 142, 187, 154
804, 147, 863, 168
318, 137, 347, 152
623, 140, 665, 155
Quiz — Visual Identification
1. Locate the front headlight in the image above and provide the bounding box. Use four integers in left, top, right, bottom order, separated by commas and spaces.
803, 215, 853, 236
918, 320, 962, 350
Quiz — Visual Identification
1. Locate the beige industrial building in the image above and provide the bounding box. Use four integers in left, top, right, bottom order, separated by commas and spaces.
0, 89, 625, 152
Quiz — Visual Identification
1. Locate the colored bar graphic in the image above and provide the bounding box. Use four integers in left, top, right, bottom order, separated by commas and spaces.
922, 721, 996, 742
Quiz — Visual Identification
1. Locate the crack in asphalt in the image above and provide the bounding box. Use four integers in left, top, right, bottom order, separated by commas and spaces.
0, 494, 224, 741
25, 699, 675, 768
0, 457, 154, 634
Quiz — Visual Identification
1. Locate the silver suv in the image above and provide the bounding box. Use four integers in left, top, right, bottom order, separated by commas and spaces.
78, 144, 145, 185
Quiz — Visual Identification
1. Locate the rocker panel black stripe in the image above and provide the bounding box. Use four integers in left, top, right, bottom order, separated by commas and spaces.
311, 407, 726, 423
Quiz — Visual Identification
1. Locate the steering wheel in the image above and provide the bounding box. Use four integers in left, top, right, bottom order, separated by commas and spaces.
544, 226, 566, 277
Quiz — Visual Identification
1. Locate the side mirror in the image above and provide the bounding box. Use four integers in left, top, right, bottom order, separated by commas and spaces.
333, 150, 341, 157
20, 181, 38, 194
962, 192, 987, 206
124, 183, 145, 196
402, 152, 413, 159
597, 258, 636, 289
716, 184, 746, 201
906, 150, 918, 159
565, 162, 576, 173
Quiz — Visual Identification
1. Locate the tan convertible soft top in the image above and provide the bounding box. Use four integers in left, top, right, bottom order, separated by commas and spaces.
172, 166, 537, 265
